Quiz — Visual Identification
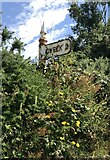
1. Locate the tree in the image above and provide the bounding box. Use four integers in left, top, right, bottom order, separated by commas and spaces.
1, 27, 49, 158
2, 26, 14, 45
69, 2, 102, 33
10, 37, 26, 54
2, 27, 25, 54
68, 2, 110, 58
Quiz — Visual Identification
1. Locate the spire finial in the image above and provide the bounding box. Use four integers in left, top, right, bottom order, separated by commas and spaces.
41, 21, 44, 32
39, 21, 47, 46
40, 21, 46, 35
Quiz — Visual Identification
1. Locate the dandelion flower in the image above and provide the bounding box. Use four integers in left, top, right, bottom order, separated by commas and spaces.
74, 116, 77, 120
59, 92, 64, 96
46, 115, 50, 118
48, 100, 53, 106
60, 137, 65, 140
76, 121, 80, 127
48, 103, 52, 106
76, 143, 80, 147
61, 121, 67, 125
71, 141, 76, 145
72, 108, 76, 112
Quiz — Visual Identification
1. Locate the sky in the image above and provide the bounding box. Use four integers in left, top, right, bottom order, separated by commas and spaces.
2, 0, 109, 60
2, 0, 76, 59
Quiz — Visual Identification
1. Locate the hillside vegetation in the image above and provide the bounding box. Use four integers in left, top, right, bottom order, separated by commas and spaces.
1, 2, 110, 159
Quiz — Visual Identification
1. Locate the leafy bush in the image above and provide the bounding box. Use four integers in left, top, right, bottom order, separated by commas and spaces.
1, 25, 110, 159
2, 49, 49, 158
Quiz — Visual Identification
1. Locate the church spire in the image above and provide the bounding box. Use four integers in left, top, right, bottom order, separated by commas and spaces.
39, 22, 47, 46
40, 21, 46, 36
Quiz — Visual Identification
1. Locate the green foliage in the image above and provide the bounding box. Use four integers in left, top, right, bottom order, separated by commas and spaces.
2, 26, 14, 44
1, 13, 110, 159
69, 2, 102, 33
69, 2, 110, 59
2, 49, 110, 158
2, 48, 49, 158
11, 37, 26, 53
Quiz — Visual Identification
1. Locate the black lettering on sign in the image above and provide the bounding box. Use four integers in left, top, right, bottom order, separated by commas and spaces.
56, 45, 59, 52
65, 43, 69, 50
53, 47, 57, 53
46, 48, 53, 54
46, 49, 50, 54
50, 48, 52, 54
56, 45, 61, 52
59, 44, 63, 51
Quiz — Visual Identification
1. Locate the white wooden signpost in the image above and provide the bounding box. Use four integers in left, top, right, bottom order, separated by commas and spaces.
45, 39, 71, 59
38, 22, 71, 71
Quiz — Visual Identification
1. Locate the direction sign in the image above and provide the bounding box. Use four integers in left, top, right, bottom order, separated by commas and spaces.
45, 39, 71, 59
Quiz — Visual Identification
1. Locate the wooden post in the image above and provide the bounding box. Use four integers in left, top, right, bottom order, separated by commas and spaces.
37, 22, 47, 73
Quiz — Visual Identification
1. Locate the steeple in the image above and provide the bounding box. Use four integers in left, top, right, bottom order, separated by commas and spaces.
39, 22, 47, 46
40, 22, 46, 35
37, 22, 48, 71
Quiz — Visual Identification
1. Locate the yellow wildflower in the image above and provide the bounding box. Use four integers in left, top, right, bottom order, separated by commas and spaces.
74, 116, 77, 120
46, 115, 50, 119
76, 121, 80, 127
76, 143, 80, 147
60, 137, 65, 140
48, 103, 52, 106
46, 101, 53, 106
67, 122, 70, 125
71, 141, 76, 145
59, 91, 64, 96
61, 121, 67, 125
49, 100, 53, 106
60, 109, 64, 113
72, 108, 76, 112
74, 132, 77, 135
